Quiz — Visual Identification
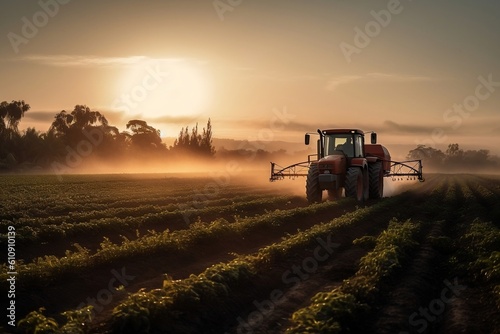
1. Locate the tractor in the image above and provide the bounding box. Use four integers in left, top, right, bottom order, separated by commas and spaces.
270, 128, 424, 203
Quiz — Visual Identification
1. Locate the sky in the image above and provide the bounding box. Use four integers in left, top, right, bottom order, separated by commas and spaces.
1, 0, 499, 154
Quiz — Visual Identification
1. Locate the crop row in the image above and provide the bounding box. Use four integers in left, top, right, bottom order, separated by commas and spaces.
285, 176, 458, 333
16, 195, 407, 334
456, 219, 500, 313
0, 197, 350, 289
1, 195, 301, 247
2, 192, 265, 221
1, 192, 237, 228
1, 187, 273, 222
286, 218, 423, 333
0, 174, 275, 220
467, 180, 500, 224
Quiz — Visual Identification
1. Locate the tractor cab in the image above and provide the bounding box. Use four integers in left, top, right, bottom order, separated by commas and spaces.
323, 130, 364, 158
305, 129, 371, 160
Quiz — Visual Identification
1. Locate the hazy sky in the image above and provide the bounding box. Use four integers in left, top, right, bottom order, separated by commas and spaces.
1, 0, 499, 153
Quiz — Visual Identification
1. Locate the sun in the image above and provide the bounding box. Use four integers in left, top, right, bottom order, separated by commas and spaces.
113, 58, 211, 120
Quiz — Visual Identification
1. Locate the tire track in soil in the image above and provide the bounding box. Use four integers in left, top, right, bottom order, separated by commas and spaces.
437, 176, 500, 334
366, 176, 455, 334
371, 175, 500, 334
373, 221, 446, 334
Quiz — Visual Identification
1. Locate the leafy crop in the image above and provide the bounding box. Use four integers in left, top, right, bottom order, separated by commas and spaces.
18, 307, 93, 334
460, 219, 500, 310
4, 173, 500, 333
287, 218, 421, 333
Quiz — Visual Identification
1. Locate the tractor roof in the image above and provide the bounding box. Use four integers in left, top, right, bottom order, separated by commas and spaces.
322, 129, 364, 135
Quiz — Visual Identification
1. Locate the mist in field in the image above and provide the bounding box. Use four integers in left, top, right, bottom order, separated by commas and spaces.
383, 178, 416, 197
32, 151, 496, 202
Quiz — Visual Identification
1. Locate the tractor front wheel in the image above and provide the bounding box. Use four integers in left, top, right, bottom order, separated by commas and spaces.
345, 167, 365, 202
306, 164, 322, 204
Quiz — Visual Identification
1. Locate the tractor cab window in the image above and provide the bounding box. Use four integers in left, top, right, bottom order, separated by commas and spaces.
325, 134, 354, 157
324, 133, 364, 157
354, 134, 364, 157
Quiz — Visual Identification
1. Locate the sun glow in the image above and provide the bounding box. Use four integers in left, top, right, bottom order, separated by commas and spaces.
113, 58, 211, 120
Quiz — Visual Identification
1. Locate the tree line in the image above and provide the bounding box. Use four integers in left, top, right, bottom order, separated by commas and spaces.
407, 143, 498, 170
0, 100, 215, 171
1, 99, 497, 173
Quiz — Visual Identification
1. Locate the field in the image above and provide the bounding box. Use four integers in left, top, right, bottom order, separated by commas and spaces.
1, 172, 500, 333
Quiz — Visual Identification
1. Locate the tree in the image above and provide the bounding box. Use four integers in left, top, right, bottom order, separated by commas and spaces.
445, 143, 462, 157
50, 105, 108, 145
171, 118, 215, 156
190, 123, 201, 149
407, 143, 498, 171
407, 145, 445, 168
201, 118, 216, 156
0, 100, 30, 140
37, 130, 65, 166
0, 100, 31, 163
126, 120, 164, 150
173, 126, 190, 150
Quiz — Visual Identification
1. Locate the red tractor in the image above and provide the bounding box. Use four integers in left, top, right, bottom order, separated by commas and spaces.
270, 128, 424, 203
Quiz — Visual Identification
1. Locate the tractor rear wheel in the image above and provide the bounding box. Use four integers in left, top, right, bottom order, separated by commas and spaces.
345, 167, 365, 202
306, 164, 322, 203
369, 162, 384, 199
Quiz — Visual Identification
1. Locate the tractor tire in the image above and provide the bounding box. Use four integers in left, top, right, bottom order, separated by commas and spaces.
369, 162, 384, 199
344, 167, 365, 202
306, 164, 322, 204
